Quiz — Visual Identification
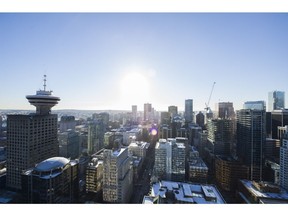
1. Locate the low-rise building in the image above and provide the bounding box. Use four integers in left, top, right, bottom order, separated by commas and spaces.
189, 158, 208, 183
237, 179, 288, 203
21, 157, 79, 203
143, 180, 225, 204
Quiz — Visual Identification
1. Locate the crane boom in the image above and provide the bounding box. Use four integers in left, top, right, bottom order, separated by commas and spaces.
205, 82, 216, 110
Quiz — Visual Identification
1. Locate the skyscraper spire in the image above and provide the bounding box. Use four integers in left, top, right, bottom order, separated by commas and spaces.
43, 74, 47, 91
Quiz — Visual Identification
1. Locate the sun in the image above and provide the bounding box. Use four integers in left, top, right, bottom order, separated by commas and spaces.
120, 72, 150, 106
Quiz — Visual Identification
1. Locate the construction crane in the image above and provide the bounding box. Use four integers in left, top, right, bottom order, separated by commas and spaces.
205, 82, 216, 118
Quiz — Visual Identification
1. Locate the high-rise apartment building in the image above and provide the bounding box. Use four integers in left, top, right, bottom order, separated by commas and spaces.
207, 119, 234, 156
154, 139, 171, 180
58, 129, 80, 159
278, 126, 288, 141
132, 105, 137, 122
154, 139, 185, 181
215, 155, 249, 192
160, 111, 170, 125
237, 108, 266, 181
168, 105, 178, 118
86, 157, 103, 194
184, 99, 193, 123
196, 111, 205, 128
128, 141, 149, 159
144, 103, 152, 122
88, 120, 105, 155
216, 102, 235, 119
6, 76, 60, 190
270, 110, 288, 139
59, 115, 76, 133
92, 112, 109, 128
102, 148, 133, 203
21, 157, 79, 203
268, 91, 285, 112
169, 138, 186, 181
280, 133, 288, 191
159, 125, 172, 139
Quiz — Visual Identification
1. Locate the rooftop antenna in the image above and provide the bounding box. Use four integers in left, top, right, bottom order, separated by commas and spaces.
43, 74, 47, 91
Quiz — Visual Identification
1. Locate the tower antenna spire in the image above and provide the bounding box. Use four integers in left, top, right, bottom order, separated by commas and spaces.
43, 75, 47, 91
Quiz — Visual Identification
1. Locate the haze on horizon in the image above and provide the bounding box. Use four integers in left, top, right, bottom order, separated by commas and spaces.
0, 13, 287, 112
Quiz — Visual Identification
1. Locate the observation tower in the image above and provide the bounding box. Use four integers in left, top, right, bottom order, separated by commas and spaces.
26, 75, 60, 115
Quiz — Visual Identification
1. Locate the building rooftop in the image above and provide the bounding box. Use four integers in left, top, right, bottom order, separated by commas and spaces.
112, 148, 126, 157
240, 179, 288, 200
142, 196, 155, 204
189, 158, 208, 170
35, 157, 70, 172
146, 180, 225, 204
175, 143, 185, 149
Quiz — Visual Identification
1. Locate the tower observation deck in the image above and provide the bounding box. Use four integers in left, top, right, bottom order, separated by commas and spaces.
26, 75, 60, 115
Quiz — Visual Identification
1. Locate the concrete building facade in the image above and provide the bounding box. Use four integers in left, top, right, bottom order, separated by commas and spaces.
102, 148, 133, 203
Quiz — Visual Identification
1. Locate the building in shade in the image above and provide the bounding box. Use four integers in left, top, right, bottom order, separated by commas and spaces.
216, 102, 235, 119
264, 138, 280, 161
6, 76, 60, 191
59, 116, 76, 133
92, 112, 109, 130
132, 105, 137, 122
236, 109, 266, 181
159, 125, 172, 140
280, 133, 288, 191
102, 148, 133, 203
184, 99, 193, 123
264, 160, 280, 185
21, 157, 79, 203
58, 130, 80, 159
144, 103, 152, 122
278, 126, 288, 141
168, 106, 178, 118
196, 111, 205, 128
88, 120, 105, 155
215, 155, 249, 192
270, 110, 288, 139
160, 112, 170, 125
268, 91, 285, 112
188, 148, 208, 183
207, 119, 235, 156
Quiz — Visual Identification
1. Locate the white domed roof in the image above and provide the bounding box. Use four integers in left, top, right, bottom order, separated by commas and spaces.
35, 157, 69, 172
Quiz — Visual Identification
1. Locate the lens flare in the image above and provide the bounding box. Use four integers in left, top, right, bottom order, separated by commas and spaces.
151, 128, 158, 136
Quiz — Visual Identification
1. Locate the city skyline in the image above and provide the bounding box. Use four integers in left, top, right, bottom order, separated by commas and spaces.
0, 13, 288, 112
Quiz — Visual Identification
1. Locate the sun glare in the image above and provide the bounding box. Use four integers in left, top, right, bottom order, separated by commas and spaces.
120, 72, 150, 107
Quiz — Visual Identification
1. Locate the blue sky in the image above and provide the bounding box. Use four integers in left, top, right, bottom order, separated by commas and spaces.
0, 13, 288, 111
